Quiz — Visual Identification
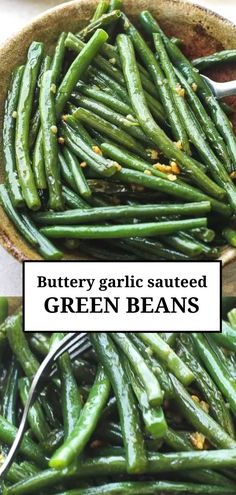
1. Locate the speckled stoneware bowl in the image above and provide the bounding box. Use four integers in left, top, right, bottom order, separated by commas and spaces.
0, 0, 236, 262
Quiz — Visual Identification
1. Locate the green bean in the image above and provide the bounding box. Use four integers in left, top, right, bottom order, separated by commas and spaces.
139, 11, 236, 176
191, 227, 215, 243
63, 147, 91, 198
49, 366, 110, 469
129, 333, 173, 397
123, 359, 167, 439
161, 233, 204, 256
2, 357, 19, 426
78, 10, 121, 39
102, 152, 231, 217
154, 32, 235, 198
61, 122, 120, 176
56, 30, 108, 116
32, 129, 47, 189
211, 320, 236, 352
73, 95, 155, 146
3, 66, 24, 206
51, 32, 67, 85
192, 333, 236, 417
87, 65, 130, 104
18, 378, 51, 444
15, 42, 44, 210
8, 449, 236, 495
101, 141, 202, 184
41, 217, 207, 240
20, 212, 63, 260
117, 35, 228, 201
29, 55, 52, 149
62, 185, 90, 209
123, 240, 185, 261
193, 50, 236, 70
112, 333, 163, 406
0, 185, 62, 259
223, 226, 236, 247
91, 0, 109, 22
40, 428, 64, 454
39, 480, 236, 495
40, 70, 64, 209
59, 151, 77, 190
50, 333, 82, 439
180, 232, 219, 258
174, 68, 230, 165
178, 337, 235, 437
72, 107, 149, 158
91, 332, 147, 474
64, 114, 95, 147
123, 19, 190, 152
33, 202, 210, 225
7, 317, 39, 378
139, 334, 194, 386
123, 238, 190, 261
0, 298, 8, 325
74, 83, 138, 119
170, 374, 236, 448
0, 415, 47, 467
0, 309, 22, 352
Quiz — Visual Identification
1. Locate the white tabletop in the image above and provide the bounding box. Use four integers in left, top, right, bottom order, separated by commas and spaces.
0, 0, 235, 295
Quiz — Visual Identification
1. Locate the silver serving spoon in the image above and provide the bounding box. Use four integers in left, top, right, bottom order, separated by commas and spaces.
202, 74, 236, 98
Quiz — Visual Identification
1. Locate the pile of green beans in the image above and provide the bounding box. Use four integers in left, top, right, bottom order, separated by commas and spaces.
1, 0, 236, 260
2, 301, 236, 494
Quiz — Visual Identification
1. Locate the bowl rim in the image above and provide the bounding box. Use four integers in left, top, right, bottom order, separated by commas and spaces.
0, 0, 236, 265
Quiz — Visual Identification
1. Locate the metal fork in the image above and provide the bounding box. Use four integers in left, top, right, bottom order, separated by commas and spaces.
202, 74, 236, 98
0, 331, 91, 480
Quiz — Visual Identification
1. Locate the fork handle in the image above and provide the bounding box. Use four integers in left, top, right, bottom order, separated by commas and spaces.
215, 80, 236, 99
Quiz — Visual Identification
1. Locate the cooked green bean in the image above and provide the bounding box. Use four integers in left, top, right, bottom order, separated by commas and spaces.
193, 50, 236, 70
171, 374, 236, 448
223, 226, 236, 247
63, 146, 91, 198
78, 10, 121, 39
3, 66, 24, 206
39, 480, 236, 494
50, 333, 82, 439
15, 42, 44, 209
40, 69, 63, 209
41, 217, 207, 240
112, 333, 163, 406
174, 68, 230, 165
56, 29, 108, 115
18, 378, 51, 444
0, 185, 62, 259
139, 333, 194, 385
50, 365, 110, 468
91, 0, 109, 22
33, 202, 210, 225
51, 32, 67, 85
32, 129, 47, 189
0, 415, 47, 467
192, 333, 236, 417
90, 332, 147, 474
